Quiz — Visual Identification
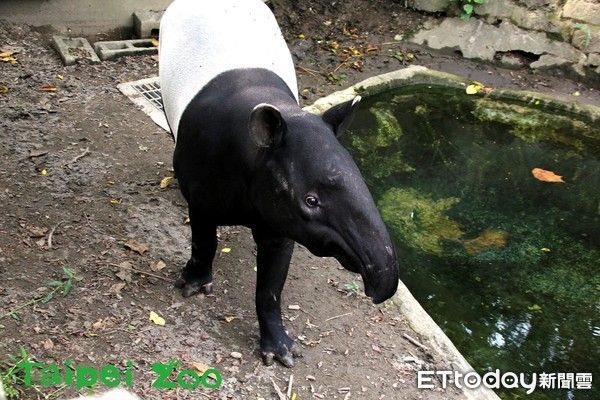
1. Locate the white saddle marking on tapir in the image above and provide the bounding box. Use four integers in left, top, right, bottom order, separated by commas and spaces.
159, 0, 299, 140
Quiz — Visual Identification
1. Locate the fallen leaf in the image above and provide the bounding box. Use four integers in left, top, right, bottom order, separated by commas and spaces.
149, 311, 165, 326
0, 85, 8, 94
151, 38, 159, 47
109, 198, 121, 205
28, 149, 49, 158
160, 176, 173, 189
221, 247, 231, 254
0, 50, 14, 58
92, 319, 105, 330
40, 84, 57, 92
189, 361, 210, 374
40, 169, 48, 176
109, 282, 126, 294
26, 225, 48, 238
531, 168, 565, 183
124, 239, 149, 255
115, 268, 132, 283
57, 74, 64, 80
223, 315, 236, 323
465, 83, 484, 95
541, 247, 551, 253
151, 260, 166, 272
43, 338, 54, 350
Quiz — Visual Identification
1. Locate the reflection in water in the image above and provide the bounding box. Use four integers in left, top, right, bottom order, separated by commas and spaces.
341, 85, 600, 400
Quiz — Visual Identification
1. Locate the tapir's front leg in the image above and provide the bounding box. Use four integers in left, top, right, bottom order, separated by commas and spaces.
252, 227, 301, 367
175, 208, 217, 297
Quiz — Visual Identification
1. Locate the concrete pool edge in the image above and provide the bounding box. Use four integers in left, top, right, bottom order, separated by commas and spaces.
305, 65, 600, 124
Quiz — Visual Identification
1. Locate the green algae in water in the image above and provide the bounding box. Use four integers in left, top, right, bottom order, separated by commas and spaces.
378, 187, 462, 255
341, 84, 600, 400
349, 103, 414, 187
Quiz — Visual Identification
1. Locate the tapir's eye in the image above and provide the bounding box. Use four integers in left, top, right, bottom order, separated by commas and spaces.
305, 195, 319, 208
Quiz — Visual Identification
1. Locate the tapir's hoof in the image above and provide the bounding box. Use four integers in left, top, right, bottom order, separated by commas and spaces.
261, 345, 302, 368
174, 279, 213, 297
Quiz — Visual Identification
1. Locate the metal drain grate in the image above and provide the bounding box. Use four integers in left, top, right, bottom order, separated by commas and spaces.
132, 80, 163, 110
118, 77, 170, 133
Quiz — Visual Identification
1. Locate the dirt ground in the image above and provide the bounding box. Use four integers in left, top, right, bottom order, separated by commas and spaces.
0, 1, 598, 399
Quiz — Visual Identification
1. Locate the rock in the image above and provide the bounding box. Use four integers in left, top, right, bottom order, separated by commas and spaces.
230, 351, 242, 359
570, 62, 587, 77
517, 0, 559, 8
562, 0, 600, 25
530, 54, 570, 70
587, 53, 600, 66
499, 54, 525, 68
571, 24, 600, 53
407, 0, 450, 13
475, 1, 561, 33
411, 18, 584, 63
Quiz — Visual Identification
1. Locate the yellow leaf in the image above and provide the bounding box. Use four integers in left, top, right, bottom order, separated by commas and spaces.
0, 50, 14, 58
0, 85, 8, 94
221, 247, 231, 253
151, 38, 159, 47
110, 198, 120, 205
149, 311, 165, 326
1, 56, 17, 64
189, 361, 210, 374
465, 83, 483, 95
291, 393, 297, 400
298, 33, 306, 40
223, 315, 236, 323
57, 74, 64, 80
40, 169, 48, 176
160, 176, 173, 189
541, 248, 551, 252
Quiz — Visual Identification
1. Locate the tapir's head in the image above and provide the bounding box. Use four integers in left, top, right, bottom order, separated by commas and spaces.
249, 97, 399, 304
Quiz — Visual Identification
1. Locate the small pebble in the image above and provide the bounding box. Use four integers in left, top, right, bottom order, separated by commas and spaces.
230, 351, 242, 359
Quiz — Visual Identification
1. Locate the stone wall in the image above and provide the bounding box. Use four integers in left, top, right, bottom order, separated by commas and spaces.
405, 0, 600, 83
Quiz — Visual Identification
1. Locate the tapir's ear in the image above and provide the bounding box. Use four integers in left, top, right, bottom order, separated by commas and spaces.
321, 96, 361, 137
249, 103, 286, 148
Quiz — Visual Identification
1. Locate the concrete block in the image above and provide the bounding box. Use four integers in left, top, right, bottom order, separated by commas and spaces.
133, 10, 164, 38
52, 35, 101, 66
93, 39, 158, 61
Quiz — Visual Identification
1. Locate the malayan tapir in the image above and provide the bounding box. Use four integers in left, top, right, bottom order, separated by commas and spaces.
159, 0, 399, 367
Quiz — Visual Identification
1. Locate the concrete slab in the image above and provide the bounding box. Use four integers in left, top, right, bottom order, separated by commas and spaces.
133, 10, 164, 38
52, 35, 101, 66
93, 39, 158, 61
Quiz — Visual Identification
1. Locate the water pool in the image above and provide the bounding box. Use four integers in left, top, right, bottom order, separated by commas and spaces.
338, 79, 599, 400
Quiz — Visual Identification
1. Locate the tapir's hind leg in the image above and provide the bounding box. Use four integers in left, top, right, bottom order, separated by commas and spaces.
175, 209, 216, 297
252, 226, 302, 368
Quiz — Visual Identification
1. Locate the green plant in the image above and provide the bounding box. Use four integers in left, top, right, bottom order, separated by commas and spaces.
457, 0, 486, 22
573, 23, 592, 48
344, 281, 360, 297
0, 267, 78, 321
1, 346, 29, 399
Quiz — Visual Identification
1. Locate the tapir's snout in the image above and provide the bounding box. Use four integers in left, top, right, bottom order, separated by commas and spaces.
359, 241, 399, 304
